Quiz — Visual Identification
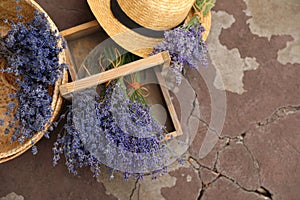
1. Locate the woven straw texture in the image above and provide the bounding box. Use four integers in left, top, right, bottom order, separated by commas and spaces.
0, 0, 68, 163
88, 0, 211, 58
118, 0, 194, 30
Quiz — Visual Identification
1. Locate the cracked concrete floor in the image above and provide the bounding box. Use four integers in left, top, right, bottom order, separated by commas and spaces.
0, 0, 299, 200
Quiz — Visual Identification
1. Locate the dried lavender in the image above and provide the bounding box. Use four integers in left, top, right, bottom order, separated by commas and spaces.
1, 11, 65, 84
0, 11, 66, 148
53, 81, 170, 179
52, 109, 102, 177
95, 80, 165, 154
152, 21, 208, 84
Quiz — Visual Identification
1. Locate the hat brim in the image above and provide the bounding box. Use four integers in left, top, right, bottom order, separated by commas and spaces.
87, 0, 211, 58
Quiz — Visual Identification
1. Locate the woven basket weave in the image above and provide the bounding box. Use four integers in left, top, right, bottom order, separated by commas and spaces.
0, 0, 68, 163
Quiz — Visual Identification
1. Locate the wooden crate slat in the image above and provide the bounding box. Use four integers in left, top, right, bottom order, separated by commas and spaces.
61, 20, 100, 41
64, 46, 77, 81
155, 67, 183, 138
59, 51, 170, 100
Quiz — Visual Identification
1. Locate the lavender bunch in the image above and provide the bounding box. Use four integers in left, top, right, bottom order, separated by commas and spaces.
95, 80, 165, 153
1, 11, 66, 84
53, 81, 170, 179
52, 109, 102, 176
0, 10, 66, 152
152, 21, 208, 84
94, 81, 170, 179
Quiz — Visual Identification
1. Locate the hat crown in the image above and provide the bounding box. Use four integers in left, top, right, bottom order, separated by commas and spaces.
117, 0, 194, 31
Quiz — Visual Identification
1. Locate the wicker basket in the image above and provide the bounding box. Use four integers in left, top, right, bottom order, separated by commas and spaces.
0, 0, 68, 163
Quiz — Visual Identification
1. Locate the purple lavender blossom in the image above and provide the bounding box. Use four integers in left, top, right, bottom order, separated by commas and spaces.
152, 22, 208, 84
53, 81, 170, 179
0, 11, 66, 153
31, 145, 38, 155
95, 81, 165, 154
52, 109, 102, 176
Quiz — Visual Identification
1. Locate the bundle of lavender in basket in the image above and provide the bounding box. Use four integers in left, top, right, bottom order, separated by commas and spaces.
0, 7, 66, 155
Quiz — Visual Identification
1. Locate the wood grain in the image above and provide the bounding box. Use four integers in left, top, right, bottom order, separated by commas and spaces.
59, 51, 170, 100
60, 20, 100, 41
155, 67, 183, 137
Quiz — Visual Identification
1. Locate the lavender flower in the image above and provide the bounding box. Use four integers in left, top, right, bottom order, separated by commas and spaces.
7, 101, 16, 112
95, 81, 165, 154
152, 21, 208, 84
0, 10, 66, 152
31, 145, 38, 155
53, 80, 170, 179
52, 107, 102, 176
16, 6, 22, 12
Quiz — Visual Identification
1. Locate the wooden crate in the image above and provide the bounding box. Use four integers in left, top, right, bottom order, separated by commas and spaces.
60, 21, 182, 140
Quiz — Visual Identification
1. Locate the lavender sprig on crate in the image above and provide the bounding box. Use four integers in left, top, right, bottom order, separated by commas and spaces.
95, 80, 165, 154
0, 10, 66, 152
152, 20, 208, 84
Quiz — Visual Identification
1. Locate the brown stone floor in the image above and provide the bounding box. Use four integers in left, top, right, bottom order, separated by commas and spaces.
0, 0, 299, 200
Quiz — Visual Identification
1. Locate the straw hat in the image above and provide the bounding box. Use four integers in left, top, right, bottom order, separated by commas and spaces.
87, 0, 211, 58
0, 0, 68, 163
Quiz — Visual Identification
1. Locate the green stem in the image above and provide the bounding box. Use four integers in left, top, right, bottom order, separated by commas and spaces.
186, 15, 200, 27
126, 72, 148, 104
117, 77, 129, 98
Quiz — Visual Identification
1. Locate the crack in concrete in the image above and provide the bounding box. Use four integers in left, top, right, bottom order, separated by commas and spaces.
214, 105, 300, 190
219, 132, 246, 143
190, 114, 265, 192
256, 105, 300, 127
188, 156, 213, 172
187, 93, 198, 125
219, 131, 263, 187
212, 149, 221, 172
188, 156, 220, 200
191, 115, 220, 137
197, 189, 205, 200
219, 174, 273, 200
256, 187, 273, 199
195, 162, 205, 200
187, 157, 206, 200
184, 71, 218, 140
188, 156, 273, 200
242, 139, 262, 185
191, 115, 249, 146
129, 179, 139, 200
200, 104, 300, 200
198, 173, 221, 200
